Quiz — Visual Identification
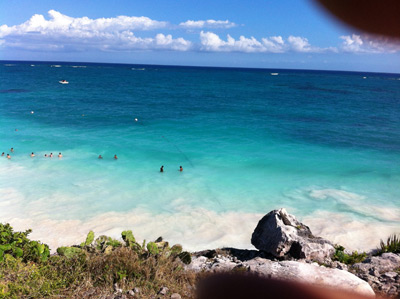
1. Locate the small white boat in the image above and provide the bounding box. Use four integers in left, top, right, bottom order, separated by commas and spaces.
270, 73, 279, 76
59, 80, 69, 84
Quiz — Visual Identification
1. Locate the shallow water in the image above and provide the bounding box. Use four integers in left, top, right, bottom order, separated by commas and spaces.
0, 61, 399, 251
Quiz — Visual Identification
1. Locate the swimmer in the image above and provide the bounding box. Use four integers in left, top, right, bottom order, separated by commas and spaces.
114, 154, 118, 160
160, 165, 164, 172
30, 152, 35, 157
6, 154, 10, 159
50, 153, 53, 158
10, 148, 14, 152
58, 153, 62, 158
1, 152, 4, 156
179, 166, 183, 172
44, 154, 48, 157
98, 155, 103, 159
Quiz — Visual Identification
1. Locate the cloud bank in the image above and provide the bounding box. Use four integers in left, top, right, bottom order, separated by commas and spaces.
0, 10, 398, 54
199, 31, 336, 53
179, 19, 236, 29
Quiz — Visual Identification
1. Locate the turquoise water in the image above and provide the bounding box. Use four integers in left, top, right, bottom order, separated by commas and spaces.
0, 61, 399, 251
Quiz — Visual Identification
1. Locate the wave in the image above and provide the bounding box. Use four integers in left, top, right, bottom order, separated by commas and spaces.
308, 188, 400, 222
1, 186, 398, 253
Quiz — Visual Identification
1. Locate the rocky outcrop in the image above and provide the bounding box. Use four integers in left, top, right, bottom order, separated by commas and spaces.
251, 208, 335, 262
187, 253, 374, 297
351, 253, 400, 297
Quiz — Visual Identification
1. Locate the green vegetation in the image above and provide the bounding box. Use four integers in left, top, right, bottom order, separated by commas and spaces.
0, 224, 195, 298
378, 234, 400, 255
0, 223, 50, 263
333, 245, 367, 265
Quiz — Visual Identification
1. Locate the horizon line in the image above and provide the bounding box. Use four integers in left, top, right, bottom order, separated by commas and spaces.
1, 59, 399, 75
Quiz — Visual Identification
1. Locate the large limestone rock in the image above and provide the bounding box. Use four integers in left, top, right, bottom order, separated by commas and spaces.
351, 253, 400, 297
246, 258, 375, 297
251, 208, 335, 262
187, 255, 375, 297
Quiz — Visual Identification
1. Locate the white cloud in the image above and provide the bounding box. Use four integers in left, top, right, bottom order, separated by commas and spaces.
287, 36, 313, 52
179, 19, 236, 29
200, 31, 267, 53
2, 10, 398, 55
340, 34, 400, 53
199, 31, 335, 53
0, 10, 191, 52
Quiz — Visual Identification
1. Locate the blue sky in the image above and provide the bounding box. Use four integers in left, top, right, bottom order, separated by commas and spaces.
1, 0, 400, 72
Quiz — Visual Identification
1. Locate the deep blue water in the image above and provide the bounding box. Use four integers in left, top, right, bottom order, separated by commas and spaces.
0, 61, 399, 251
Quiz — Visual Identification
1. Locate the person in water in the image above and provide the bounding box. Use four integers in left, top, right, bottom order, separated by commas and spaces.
98, 155, 103, 159
1, 152, 4, 156
10, 148, 14, 152
50, 153, 53, 158
44, 154, 48, 157
180, 166, 183, 172
6, 154, 11, 159
58, 153, 62, 158
30, 152, 35, 157
160, 165, 164, 172
114, 155, 118, 159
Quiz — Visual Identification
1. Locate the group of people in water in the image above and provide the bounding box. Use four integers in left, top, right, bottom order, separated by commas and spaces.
160, 165, 183, 172
1, 148, 63, 159
3, 148, 184, 172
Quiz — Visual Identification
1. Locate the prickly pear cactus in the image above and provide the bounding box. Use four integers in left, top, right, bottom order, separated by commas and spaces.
170, 244, 183, 256
84, 231, 95, 246
121, 230, 136, 247
146, 242, 159, 255
178, 251, 191, 264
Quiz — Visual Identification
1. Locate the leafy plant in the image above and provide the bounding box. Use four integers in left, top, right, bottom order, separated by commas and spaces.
378, 234, 400, 254
333, 245, 366, 265
146, 242, 159, 255
0, 223, 49, 263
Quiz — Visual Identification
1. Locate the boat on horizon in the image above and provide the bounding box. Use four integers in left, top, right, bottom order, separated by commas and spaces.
59, 80, 69, 84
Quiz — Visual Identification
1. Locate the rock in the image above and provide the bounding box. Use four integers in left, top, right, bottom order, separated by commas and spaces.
158, 286, 169, 295
245, 258, 374, 297
95, 235, 109, 250
251, 208, 335, 262
127, 290, 135, 296
104, 245, 113, 255
369, 268, 380, 277
114, 283, 122, 294
155, 236, 163, 242
210, 256, 238, 272
383, 272, 398, 279
187, 256, 209, 271
170, 293, 181, 299
352, 253, 400, 276
56, 246, 83, 258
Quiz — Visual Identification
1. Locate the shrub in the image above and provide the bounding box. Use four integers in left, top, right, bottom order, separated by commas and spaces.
0, 223, 50, 263
378, 234, 400, 255
333, 245, 367, 265
0, 225, 196, 298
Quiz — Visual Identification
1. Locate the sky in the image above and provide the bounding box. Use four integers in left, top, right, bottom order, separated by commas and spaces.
1, 0, 400, 72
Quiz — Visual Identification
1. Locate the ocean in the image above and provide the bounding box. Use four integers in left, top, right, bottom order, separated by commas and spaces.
0, 61, 399, 252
